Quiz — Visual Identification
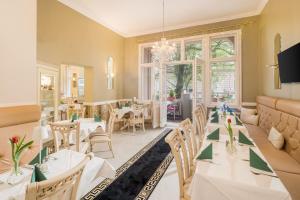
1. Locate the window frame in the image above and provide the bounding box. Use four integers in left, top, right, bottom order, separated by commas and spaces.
138, 29, 242, 108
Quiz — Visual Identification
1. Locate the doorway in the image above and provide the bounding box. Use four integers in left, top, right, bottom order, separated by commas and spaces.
166, 64, 193, 122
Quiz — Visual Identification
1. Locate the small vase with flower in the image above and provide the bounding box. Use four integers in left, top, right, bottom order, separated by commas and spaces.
7, 136, 33, 185
225, 118, 237, 154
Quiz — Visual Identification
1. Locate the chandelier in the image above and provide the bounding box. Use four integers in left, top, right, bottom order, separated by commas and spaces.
151, 0, 176, 63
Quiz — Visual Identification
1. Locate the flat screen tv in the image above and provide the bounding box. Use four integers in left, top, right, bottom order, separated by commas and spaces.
278, 42, 300, 83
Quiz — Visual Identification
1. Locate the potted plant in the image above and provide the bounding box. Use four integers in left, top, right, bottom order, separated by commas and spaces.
167, 90, 176, 101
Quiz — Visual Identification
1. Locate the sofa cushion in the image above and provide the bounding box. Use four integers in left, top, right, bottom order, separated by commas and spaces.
268, 127, 284, 149
246, 124, 300, 175
276, 171, 300, 200
241, 108, 259, 125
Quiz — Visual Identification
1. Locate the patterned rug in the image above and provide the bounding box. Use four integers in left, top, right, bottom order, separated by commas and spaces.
82, 128, 174, 200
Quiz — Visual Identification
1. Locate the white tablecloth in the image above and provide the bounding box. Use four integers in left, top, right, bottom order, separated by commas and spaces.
114, 107, 148, 120
0, 149, 115, 200
189, 130, 291, 200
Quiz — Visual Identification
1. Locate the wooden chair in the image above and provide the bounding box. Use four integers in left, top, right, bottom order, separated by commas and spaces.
89, 112, 116, 157
143, 101, 153, 126
128, 106, 145, 132
193, 107, 206, 150
179, 118, 198, 168
67, 104, 86, 119
165, 128, 192, 200
25, 153, 93, 200
50, 122, 89, 153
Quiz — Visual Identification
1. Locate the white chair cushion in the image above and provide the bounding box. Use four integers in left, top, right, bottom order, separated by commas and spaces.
268, 127, 284, 149
241, 108, 259, 125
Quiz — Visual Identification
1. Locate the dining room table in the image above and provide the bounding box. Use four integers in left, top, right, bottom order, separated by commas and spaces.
114, 106, 148, 131
189, 119, 292, 200
0, 149, 115, 200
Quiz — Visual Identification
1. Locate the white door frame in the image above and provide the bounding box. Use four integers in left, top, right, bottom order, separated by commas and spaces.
37, 62, 59, 121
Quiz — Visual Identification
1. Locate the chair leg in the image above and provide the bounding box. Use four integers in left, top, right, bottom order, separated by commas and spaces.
90, 142, 93, 152
108, 141, 114, 158
174, 110, 176, 120
142, 122, 145, 132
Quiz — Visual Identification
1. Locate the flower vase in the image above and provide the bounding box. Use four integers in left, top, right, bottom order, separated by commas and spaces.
226, 119, 237, 155
7, 158, 24, 185
226, 136, 237, 155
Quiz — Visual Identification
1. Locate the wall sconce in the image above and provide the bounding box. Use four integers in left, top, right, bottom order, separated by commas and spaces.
72, 73, 77, 88
107, 56, 114, 90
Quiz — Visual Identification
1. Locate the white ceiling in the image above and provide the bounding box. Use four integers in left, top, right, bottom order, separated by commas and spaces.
58, 0, 268, 37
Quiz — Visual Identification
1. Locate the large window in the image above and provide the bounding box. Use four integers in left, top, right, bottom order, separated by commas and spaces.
139, 30, 241, 107
209, 34, 239, 105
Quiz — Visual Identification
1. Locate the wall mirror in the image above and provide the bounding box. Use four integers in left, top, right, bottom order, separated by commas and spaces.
107, 56, 114, 90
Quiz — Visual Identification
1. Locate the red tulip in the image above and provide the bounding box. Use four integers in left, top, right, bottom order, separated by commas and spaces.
11, 136, 19, 144
227, 118, 232, 124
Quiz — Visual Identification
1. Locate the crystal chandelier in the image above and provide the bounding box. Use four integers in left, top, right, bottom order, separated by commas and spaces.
151, 0, 176, 63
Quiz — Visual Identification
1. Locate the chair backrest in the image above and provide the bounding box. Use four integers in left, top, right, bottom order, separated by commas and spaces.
108, 104, 114, 114
199, 104, 207, 123
179, 118, 197, 166
107, 112, 116, 136
25, 153, 93, 200
193, 107, 205, 149
165, 128, 191, 199
50, 122, 80, 152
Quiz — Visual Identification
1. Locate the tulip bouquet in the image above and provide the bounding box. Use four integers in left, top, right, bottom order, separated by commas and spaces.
225, 118, 236, 153
9, 136, 33, 175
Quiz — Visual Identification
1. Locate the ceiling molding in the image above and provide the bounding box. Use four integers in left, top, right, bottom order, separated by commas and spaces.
58, 0, 269, 38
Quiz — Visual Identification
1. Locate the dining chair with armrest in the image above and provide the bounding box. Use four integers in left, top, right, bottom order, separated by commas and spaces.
165, 128, 193, 200
179, 118, 198, 170
25, 153, 93, 200
89, 112, 116, 157
50, 122, 89, 153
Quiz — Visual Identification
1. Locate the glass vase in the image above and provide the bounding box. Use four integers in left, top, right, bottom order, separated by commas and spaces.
7, 158, 24, 185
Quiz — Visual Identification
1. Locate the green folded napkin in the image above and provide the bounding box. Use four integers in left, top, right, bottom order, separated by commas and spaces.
239, 131, 254, 146
250, 148, 273, 173
31, 165, 47, 183
29, 147, 48, 165
94, 115, 101, 122
212, 107, 217, 112
197, 143, 213, 160
210, 115, 219, 123
71, 113, 78, 122
211, 112, 218, 118
235, 117, 243, 125
207, 128, 219, 140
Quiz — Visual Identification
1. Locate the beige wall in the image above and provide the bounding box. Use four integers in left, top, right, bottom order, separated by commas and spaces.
37, 0, 125, 101
0, 0, 37, 106
124, 16, 260, 102
258, 0, 300, 100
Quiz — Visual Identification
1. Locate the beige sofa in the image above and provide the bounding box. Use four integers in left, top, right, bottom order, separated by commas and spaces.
245, 96, 300, 200
0, 105, 41, 173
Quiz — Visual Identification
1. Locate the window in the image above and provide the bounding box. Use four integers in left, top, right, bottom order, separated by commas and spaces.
209, 34, 240, 106
185, 40, 202, 60
138, 30, 241, 107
